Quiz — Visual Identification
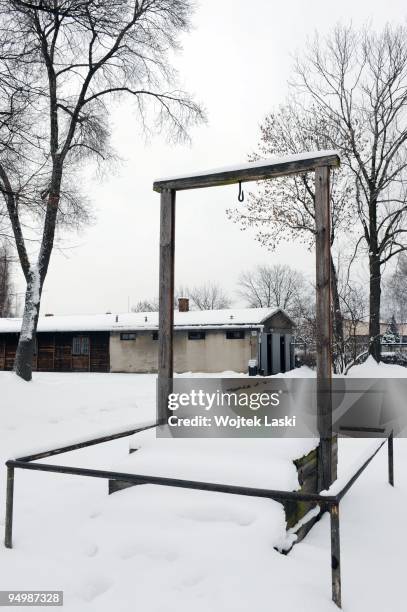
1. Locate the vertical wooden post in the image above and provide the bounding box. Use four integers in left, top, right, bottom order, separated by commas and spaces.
330, 503, 342, 608
388, 431, 394, 486
315, 165, 335, 490
4, 465, 14, 549
157, 189, 176, 423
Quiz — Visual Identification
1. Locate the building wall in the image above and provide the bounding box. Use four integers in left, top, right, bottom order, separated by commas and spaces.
0, 333, 17, 370
110, 329, 258, 374
174, 330, 257, 373
110, 331, 158, 373
0, 332, 110, 372
263, 311, 292, 333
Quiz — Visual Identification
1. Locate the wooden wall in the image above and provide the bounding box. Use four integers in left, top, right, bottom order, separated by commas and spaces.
0, 332, 110, 372
0, 334, 18, 370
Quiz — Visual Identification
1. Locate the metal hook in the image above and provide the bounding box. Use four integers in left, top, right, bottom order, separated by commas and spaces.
238, 181, 244, 202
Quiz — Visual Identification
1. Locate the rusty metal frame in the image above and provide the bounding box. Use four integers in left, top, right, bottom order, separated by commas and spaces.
4, 426, 394, 608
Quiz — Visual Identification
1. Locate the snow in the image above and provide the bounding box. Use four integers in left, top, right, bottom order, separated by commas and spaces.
346, 355, 407, 377
0, 307, 284, 334
155, 150, 340, 183
0, 372, 156, 459
320, 438, 385, 497
1, 364, 406, 611
275, 505, 322, 552
122, 431, 318, 491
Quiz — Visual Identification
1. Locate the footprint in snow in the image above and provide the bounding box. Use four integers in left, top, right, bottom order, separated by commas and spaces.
83, 542, 99, 557
78, 577, 112, 602
179, 506, 255, 526
119, 544, 178, 562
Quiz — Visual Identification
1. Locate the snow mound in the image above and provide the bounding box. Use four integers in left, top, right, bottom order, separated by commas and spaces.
120, 429, 318, 491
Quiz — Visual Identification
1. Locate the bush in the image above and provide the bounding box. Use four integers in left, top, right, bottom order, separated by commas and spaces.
381, 351, 407, 367
295, 350, 316, 369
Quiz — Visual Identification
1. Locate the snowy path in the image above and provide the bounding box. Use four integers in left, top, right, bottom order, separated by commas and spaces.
1, 370, 406, 611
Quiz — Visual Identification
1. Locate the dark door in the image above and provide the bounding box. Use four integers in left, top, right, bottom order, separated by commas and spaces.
90, 333, 110, 372
266, 334, 272, 375
0, 338, 5, 370
5, 334, 17, 370
37, 333, 55, 371
54, 334, 73, 371
280, 335, 286, 373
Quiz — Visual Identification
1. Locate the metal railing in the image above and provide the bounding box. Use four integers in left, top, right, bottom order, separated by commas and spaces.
4, 425, 394, 609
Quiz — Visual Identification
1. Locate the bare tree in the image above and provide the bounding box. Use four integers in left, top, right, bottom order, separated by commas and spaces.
187, 283, 231, 310
383, 253, 407, 324
0, 241, 12, 316
0, 0, 204, 380
132, 298, 159, 313
238, 264, 306, 311
295, 23, 407, 362
340, 280, 368, 364
228, 101, 353, 372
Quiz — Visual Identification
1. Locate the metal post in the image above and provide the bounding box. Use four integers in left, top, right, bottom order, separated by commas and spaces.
330, 502, 341, 608
157, 188, 176, 424
388, 431, 394, 486
4, 465, 14, 549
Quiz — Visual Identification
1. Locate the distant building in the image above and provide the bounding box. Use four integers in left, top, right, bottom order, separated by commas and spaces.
0, 299, 295, 375
344, 319, 407, 351
344, 319, 407, 338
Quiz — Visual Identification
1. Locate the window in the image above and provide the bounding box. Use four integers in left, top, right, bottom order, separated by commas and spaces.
188, 331, 206, 340
226, 330, 245, 340
120, 332, 136, 341
152, 331, 159, 340
72, 336, 89, 355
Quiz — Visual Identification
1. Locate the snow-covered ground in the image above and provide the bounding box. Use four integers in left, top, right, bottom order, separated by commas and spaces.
1, 362, 406, 611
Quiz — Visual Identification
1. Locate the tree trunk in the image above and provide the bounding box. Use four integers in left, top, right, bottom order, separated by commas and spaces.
13, 163, 62, 381
14, 267, 42, 381
330, 255, 344, 373
369, 252, 381, 362
368, 193, 381, 362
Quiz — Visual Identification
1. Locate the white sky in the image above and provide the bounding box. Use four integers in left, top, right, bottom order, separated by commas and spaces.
20, 0, 407, 316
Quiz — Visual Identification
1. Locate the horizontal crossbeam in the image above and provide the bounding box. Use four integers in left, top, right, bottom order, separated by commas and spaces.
153, 151, 340, 192
6, 458, 339, 505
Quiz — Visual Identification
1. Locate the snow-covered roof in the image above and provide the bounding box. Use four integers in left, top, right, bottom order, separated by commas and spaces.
0, 307, 294, 334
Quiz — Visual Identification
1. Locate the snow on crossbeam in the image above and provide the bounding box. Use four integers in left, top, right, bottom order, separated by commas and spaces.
153, 150, 340, 192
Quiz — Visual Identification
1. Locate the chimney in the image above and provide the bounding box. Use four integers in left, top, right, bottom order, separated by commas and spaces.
178, 297, 189, 312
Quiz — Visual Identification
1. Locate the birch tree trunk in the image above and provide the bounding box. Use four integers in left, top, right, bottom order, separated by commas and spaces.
14, 267, 42, 381
13, 171, 61, 381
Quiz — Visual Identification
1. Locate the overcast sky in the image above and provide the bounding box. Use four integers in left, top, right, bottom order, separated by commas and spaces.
21, 0, 407, 316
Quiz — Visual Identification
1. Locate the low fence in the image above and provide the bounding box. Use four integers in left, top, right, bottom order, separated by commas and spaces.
4, 425, 394, 609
